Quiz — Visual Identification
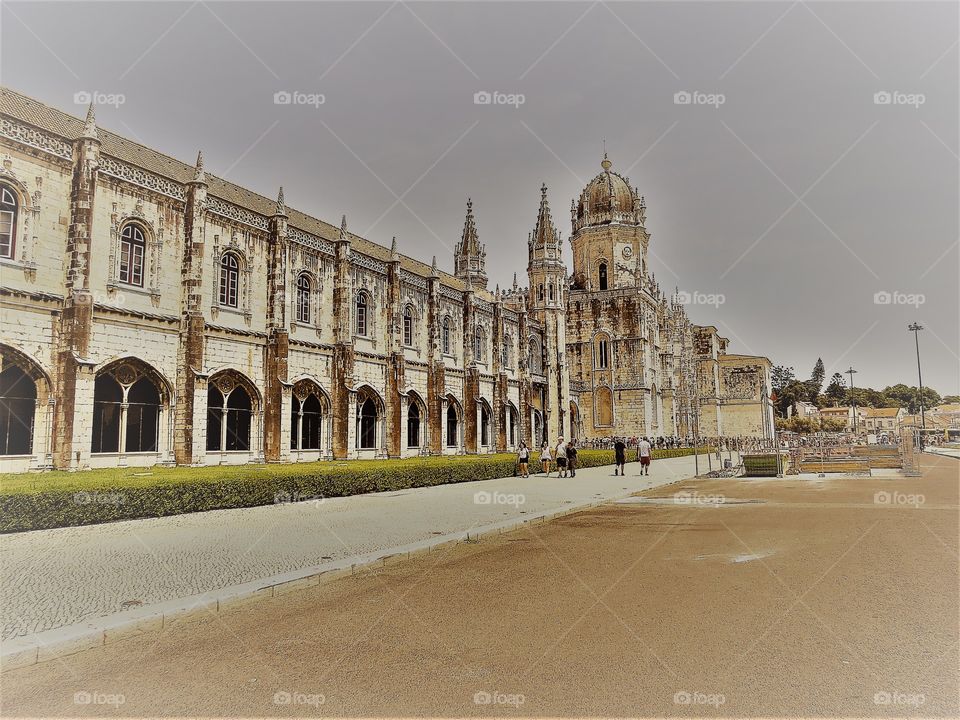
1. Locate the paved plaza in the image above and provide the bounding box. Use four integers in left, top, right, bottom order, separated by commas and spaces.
0, 453, 718, 642
2, 453, 956, 717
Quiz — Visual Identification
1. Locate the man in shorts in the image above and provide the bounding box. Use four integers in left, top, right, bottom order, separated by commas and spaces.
614, 437, 627, 475
637, 436, 652, 476
555, 437, 567, 478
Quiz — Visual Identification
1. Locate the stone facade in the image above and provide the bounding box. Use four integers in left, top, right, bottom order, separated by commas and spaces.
0, 88, 772, 472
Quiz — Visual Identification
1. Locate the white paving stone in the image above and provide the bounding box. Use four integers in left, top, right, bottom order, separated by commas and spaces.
0, 454, 721, 640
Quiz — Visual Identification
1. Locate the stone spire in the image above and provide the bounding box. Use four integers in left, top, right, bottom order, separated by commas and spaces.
530, 182, 560, 248
192, 151, 206, 184
82, 102, 98, 140
390, 236, 399, 260
430, 255, 439, 277
339, 215, 348, 240
275, 186, 286, 216
454, 197, 487, 289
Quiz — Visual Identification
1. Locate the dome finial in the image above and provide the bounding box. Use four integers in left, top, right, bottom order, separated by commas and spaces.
601, 152, 612, 172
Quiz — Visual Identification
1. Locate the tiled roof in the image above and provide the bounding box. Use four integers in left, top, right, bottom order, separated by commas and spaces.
0, 86, 481, 298
864, 407, 903, 418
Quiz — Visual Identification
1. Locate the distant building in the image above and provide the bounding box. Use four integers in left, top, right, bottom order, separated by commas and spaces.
819, 405, 866, 431
862, 407, 905, 435
791, 400, 820, 419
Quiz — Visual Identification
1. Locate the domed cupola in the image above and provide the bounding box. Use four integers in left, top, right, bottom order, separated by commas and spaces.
572, 154, 646, 232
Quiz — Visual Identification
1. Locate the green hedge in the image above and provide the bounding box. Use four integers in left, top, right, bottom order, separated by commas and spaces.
0, 447, 706, 533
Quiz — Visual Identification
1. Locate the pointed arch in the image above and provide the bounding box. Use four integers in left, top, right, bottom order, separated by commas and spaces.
206, 369, 261, 452
478, 397, 493, 448
0, 345, 50, 457
92, 358, 171, 454
355, 384, 384, 450
405, 389, 427, 449
290, 378, 330, 452
595, 385, 614, 427
445, 394, 462, 448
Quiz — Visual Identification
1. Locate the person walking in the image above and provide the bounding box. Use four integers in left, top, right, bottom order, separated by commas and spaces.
555, 436, 567, 478
614, 437, 626, 475
517, 442, 530, 478
567, 440, 578, 477
637, 436, 652, 476
539, 441, 552, 476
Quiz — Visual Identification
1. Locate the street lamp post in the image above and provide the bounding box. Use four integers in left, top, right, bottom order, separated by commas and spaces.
908, 323, 926, 449
846, 366, 858, 436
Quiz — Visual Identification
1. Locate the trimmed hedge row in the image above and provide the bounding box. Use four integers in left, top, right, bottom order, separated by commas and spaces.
0, 448, 704, 533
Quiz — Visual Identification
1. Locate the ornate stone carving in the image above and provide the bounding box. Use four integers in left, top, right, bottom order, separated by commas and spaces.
288, 226, 334, 256
207, 196, 269, 231
399, 269, 428, 290
0, 118, 72, 160
350, 250, 388, 275
98, 156, 186, 201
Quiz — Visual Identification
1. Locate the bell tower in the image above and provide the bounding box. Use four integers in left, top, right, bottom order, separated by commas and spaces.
454, 198, 488, 290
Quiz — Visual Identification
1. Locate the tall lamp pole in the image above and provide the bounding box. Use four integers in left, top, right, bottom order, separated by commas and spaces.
908, 323, 926, 449
846, 366, 858, 435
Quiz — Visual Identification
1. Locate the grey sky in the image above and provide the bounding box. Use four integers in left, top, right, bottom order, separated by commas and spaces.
3, 1, 957, 394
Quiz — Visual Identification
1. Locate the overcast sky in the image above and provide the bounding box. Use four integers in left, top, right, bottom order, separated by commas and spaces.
3, 1, 957, 394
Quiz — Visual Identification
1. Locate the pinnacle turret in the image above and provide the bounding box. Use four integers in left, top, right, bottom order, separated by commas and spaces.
530, 182, 560, 249
454, 197, 487, 289
192, 151, 206, 184
82, 103, 98, 140
275, 186, 286, 216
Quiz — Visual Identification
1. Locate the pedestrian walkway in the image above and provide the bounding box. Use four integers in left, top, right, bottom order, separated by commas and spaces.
0, 454, 722, 642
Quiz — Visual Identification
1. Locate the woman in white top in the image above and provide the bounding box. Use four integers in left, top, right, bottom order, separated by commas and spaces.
540, 442, 552, 476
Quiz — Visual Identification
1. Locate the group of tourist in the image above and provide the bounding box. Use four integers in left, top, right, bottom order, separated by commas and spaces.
515, 437, 579, 478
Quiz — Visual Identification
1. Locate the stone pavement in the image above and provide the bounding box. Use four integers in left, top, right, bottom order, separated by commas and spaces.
0, 453, 726, 641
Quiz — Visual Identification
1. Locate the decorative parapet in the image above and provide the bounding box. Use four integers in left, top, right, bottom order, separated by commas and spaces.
98, 156, 186, 201
288, 226, 334, 256
207, 196, 269, 231
0, 117, 72, 160
399, 269, 428, 290
350, 250, 388, 275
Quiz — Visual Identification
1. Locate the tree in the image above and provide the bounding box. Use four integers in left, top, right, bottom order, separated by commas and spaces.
807, 358, 825, 402
772, 365, 795, 394
882, 384, 941, 414
825, 373, 847, 405
941, 395, 960, 405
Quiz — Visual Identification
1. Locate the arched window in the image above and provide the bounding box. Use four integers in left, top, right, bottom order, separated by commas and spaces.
119, 224, 146, 287
548, 283, 555, 301
403, 306, 414, 347
595, 333, 610, 369
598, 262, 608, 291
480, 403, 490, 446
538, 284, 544, 302
508, 405, 516, 447
0, 362, 36, 455
474, 326, 485, 362
529, 338, 542, 374
219, 253, 240, 307
407, 400, 421, 448
357, 397, 377, 449
296, 274, 311, 324
0, 185, 18, 260
92, 364, 162, 453
532, 410, 543, 447
446, 403, 458, 447
442, 316, 452, 354
596, 385, 613, 426
207, 380, 253, 451
355, 291, 368, 336
291, 391, 323, 451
